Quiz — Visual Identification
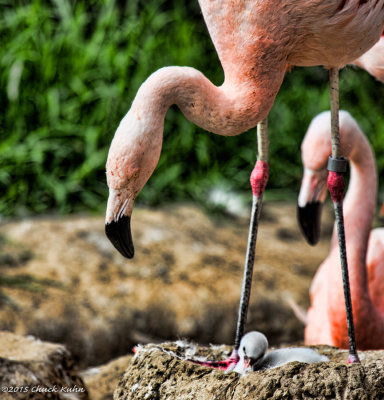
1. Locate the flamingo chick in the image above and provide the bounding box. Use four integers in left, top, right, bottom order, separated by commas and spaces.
105, 1, 384, 258
298, 111, 384, 349
233, 331, 328, 374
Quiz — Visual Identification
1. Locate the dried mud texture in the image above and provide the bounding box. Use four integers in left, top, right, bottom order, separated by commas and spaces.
114, 342, 384, 400
81, 354, 132, 400
0, 203, 333, 368
0, 331, 88, 400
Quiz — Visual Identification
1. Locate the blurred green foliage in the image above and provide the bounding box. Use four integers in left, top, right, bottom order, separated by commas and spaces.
1, 0, 384, 217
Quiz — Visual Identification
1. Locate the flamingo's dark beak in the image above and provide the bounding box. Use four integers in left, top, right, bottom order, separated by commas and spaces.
297, 202, 322, 245
105, 215, 135, 258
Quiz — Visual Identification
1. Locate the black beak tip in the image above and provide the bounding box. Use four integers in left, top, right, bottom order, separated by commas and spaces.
105, 215, 135, 258
297, 202, 322, 246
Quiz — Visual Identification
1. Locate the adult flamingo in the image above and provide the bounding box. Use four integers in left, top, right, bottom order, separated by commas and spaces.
105, 1, 384, 361
298, 110, 384, 349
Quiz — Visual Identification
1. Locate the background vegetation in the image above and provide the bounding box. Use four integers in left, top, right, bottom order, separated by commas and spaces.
1, 0, 384, 218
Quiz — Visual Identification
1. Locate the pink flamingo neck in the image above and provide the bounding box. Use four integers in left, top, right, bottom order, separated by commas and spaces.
332, 127, 376, 283
129, 66, 285, 137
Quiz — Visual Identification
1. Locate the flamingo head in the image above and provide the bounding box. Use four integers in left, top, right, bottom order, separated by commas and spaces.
105, 111, 163, 258
234, 331, 268, 374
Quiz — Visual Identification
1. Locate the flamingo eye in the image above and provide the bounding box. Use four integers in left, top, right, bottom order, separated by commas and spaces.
128, 167, 140, 179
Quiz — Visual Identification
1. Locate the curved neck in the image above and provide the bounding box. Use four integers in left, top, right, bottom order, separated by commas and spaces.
342, 132, 376, 258
130, 66, 285, 137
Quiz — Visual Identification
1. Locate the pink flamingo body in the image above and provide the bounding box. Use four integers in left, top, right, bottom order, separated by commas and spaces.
353, 33, 384, 82
105, 1, 384, 231
300, 111, 384, 349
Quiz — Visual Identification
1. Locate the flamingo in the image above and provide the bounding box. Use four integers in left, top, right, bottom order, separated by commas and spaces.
105, 1, 384, 361
233, 331, 328, 374
298, 110, 384, 349
189, 330, 328, 374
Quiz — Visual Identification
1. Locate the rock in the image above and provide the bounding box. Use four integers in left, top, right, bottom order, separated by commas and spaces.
114, 341, 384, 400
0, 331, 88, 400
81, 354, 132, 400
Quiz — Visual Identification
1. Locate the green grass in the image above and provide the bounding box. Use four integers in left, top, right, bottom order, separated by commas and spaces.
1, 0, 384, 217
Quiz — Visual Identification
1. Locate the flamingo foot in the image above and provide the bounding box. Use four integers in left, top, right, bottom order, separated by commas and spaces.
188, 349, 239, 371
348, 353, 361, 364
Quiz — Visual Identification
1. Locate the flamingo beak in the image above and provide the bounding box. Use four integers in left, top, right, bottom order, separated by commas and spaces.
297, 202, 323, 245
105, 189, 135, 258
297, 168, 327, 246
105, 215, 134, 258
244, 358, 251, 370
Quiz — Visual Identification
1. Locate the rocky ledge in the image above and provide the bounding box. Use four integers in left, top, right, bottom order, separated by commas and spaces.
0, 331, 88, 400
114, 341, 384, 400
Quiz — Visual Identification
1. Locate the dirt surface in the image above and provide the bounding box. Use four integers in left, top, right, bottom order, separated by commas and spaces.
0, 331, 88, 400
114, 341, 384, 400
0, 202, 334, 372
81, 354, 132, 400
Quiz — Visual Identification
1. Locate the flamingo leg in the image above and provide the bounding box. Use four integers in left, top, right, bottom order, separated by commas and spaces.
328, 68, 360, 363
234, 119, 269, 352
188, 120, 269, 370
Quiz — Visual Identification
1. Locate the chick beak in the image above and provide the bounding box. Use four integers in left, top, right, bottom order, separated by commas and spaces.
244, 357, 252, 371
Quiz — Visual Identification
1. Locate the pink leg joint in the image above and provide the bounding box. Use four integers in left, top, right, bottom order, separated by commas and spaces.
327, 171, 345, 203
250, 161, 269, 197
